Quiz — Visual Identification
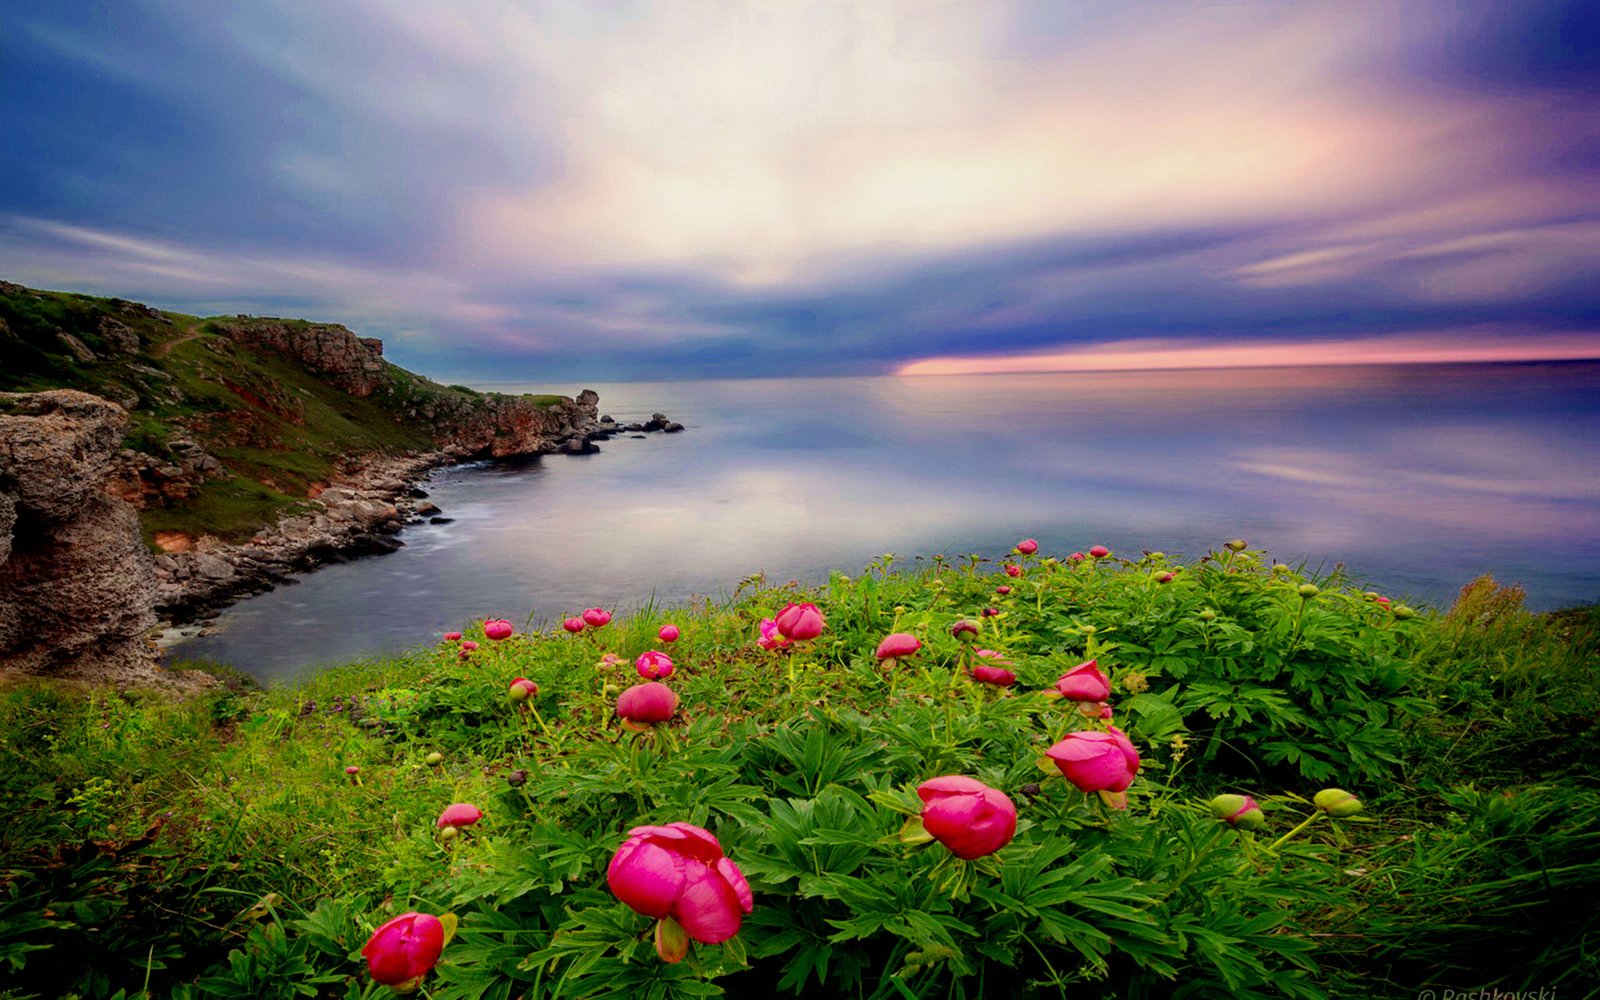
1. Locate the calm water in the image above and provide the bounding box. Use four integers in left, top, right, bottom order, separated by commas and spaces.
174, 364, 1600, 681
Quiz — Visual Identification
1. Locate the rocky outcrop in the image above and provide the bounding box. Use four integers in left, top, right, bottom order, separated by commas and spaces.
214, 318, 388, 397
151, 450, 447, 621
400, 387, 601, 458
0, 391, 191, 685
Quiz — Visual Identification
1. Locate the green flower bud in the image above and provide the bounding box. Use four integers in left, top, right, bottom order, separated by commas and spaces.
1080, 625, 1097, 636
1297, 583, 1320, 599
425, 752, 444, 767
440, 826, 460, 841
1198, 609, 1217, 622
1224, 539, 1248, 552
1393, 605, 1415, 620
1273, 564, 1292, 574
1209, 793, 1266, 830
1313, 788, 1362, 817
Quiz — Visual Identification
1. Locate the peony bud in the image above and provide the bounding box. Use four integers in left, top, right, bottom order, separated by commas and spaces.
980, 607, 1001, 618
875, 633, 922, 660
1155, 571, 1174, 584
1209, 793, 1266, 830
345, 765, 361, 775
969, 649, 1017, 686
425, 752, 444, 766
361, 912, 446, 989
509, 677, 538, 701
658, 624, 680, 643
459, 640, 479, 652
1004, 564, 1023, 578
443, 632, 462, 642
1088, 545, 1111, 559
1052, 660, 1110, 702
1298, 584, 1320, 599
1224, 539, 1248, 551
916, 776, 1018, 859
950, 620, 979, 642
436, 802, 482, 828
562, 617, 586, 633
582, 608, 612, 628
505, 769, 528, 787
995, 584, 1012, 595
1198, 609, 1217, 621
1393, 605, 1415, 620
617, 682, 678, 730
484, 619, 514, 641
1015, 538, 1039, 555
1313, 788, 1362, 817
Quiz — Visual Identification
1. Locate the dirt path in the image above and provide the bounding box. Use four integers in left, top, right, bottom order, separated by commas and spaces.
153, 321, 207, 358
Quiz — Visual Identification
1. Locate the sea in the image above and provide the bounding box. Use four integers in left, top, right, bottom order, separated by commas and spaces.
169, 363, 1600, 682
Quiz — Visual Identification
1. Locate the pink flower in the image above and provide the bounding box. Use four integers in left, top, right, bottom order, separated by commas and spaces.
617, 682, 678, 729
969, 650, 1016, 687
459, 640, 479, 652
562, 617, 586, 633
458, 649, 472, 661
1015, 538, 1039, 555
875, 633, 922, 660
916, 776, 1018, 859
1045, 728, 1140, 794
345, 765, 361, 775
950, 620, 979, 641
658, 624, 680, 643
980, 607, 1001, 618
436, 802, 483, 828
607, 822, 753, 946
1376, 596, 1391, 605
582, 608, 612, 628
443, 631, 462, 642
1088, 545, 1111, 559
635, 650, 676, 680
996, 584, 1012, 595
1067, 552, 1086, 564
1004, 564, 1023, 578
509, 677, 538, 701
484, 619, 514, 641
361, 912, 445, 987
774, 602, 825, 642
757, 618, 790, 651
1155, 572, 1174, 584
1052, 660, 1110, 702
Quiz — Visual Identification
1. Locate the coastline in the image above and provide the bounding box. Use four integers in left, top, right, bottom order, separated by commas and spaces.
153, 408, 685, 640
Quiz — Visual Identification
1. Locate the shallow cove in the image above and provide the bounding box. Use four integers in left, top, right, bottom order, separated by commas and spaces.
170, 363, 1600, 682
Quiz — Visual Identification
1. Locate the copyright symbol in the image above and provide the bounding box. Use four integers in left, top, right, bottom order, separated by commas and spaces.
1419, 991, 1437, 1000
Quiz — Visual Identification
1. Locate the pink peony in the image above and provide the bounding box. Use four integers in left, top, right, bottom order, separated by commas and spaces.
582, 608, 612, 628
1068, 552, 1086, 564
996, 584, 1012, 595
484, 619, 514, 641
635, 650, 675, 680
875, 633, 922, 660
562, 617, 586, 633
757, 618, 790, 651
1004, 564, 1023, 578
361, 912, 445, 988
509, 677, 538, 701
459, 640, 479, 652
617, 682, 678, 728
607, 822, 753, 946
1052, 660, 1110, 702
774, 602, 825, 642
1045, 728, 1140, 794
1015, 538, 1039, 555
443, 631, 462, 642
916, 776, 1017, 859
436, 802, 483, 828
658, 624, 680, 643
950, 620, 979, 641
969, 650, 1017, 687
1088, 545, 1111, 559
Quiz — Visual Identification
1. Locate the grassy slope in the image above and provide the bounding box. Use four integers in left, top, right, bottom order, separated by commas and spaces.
0, 283, 564, 544
0, 549, 1595, 999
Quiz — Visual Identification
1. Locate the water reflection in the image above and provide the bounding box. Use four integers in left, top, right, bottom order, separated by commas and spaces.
173, 363, 1600, 681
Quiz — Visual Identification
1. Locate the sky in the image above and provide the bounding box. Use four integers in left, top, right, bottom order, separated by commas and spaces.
2, 0, 1599, 383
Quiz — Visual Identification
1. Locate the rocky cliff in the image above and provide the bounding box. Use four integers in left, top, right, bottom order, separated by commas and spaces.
0, 390, 184, 684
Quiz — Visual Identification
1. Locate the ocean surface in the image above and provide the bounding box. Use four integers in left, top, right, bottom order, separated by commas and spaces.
172, 363, 1600, 682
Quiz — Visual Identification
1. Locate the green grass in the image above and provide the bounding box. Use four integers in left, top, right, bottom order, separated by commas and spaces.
1, 546, 1595, 999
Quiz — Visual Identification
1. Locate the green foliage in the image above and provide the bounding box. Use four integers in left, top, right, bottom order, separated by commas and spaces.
0, 547, 1595, 998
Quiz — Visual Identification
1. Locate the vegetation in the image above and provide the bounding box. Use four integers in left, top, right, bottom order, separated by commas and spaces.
0, 546, 1596, 999
0, 282, 565, 544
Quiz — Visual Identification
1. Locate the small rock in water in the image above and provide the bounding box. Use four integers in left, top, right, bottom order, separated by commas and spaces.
429, 516, 454, 525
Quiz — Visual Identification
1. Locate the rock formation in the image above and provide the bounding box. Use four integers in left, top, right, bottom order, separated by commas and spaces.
0, 391, 181, 684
